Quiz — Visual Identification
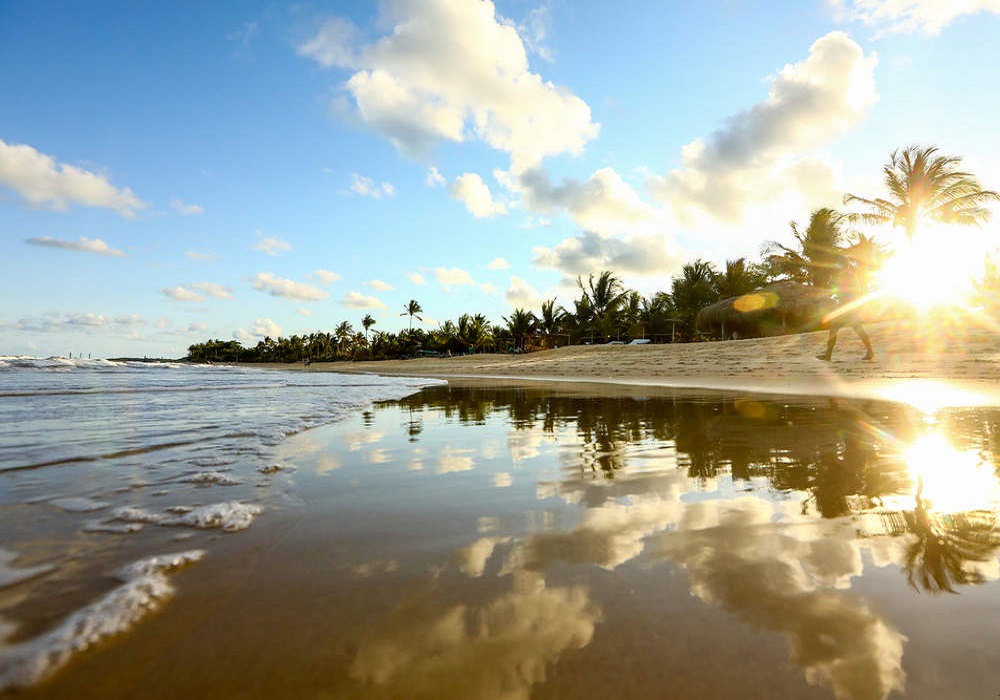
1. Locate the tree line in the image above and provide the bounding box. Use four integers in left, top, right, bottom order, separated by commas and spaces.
187, 144, 1000, 364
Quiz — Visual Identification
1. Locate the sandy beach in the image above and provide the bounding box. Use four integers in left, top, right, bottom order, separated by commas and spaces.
275, 319, 1000, 405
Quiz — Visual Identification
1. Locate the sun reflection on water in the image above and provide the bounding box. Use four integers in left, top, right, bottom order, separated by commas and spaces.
904, 432, 1000, 513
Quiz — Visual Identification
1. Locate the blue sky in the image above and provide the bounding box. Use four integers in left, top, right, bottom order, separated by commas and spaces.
2, 0, 999, 358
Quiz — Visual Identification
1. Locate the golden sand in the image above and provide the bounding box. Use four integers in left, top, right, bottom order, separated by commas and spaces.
267, 320, 1000, 404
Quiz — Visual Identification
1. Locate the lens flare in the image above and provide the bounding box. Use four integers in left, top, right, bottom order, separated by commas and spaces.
873, 224, 992, 311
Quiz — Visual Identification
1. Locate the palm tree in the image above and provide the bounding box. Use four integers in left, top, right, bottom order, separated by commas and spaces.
669, 259, 719, 336
764, 208, 849, 289
713, 257, 769, 298
844, 144, 1000, 239
577, 271, 630, 341
400, 299, 423, 329
362, 314, 376, 341
502, 308, 538, 351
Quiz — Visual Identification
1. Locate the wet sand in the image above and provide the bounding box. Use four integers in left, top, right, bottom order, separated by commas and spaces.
270, 320, 1000, 405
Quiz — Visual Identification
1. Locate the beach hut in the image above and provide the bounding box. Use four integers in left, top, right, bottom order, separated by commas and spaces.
697, 281, 836, 339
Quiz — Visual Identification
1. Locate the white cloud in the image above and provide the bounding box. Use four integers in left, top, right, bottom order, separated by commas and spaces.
487, 257, 510, 270
297, 307, 315, 316
479, 282, 499, 294
533, 229, 682, 278
426, 166, 446, 187
64, 312, 108, 327
162, 286, 204, 302
170, 198, 204, 215
0, 138, 147, 216
342, 291, 388, 309
350, 173, 396, 198
407, 272, 427, 285
648, 31, 878, 225
250, 272, 328, 301
449, 173, 507, 217
252, 233, 292, 256
434, 267, 476, 288
296, 17, 359, 67
844, 0, 1000, 35
518, 166, 659, 236
114, 314, 145, 327
315, 269, 342, 285
186, 250, 218, 263
367, 279, 395, 291
235, 318, 282, 342
25, 235, 127, 258
190, 282, 234, 300
155, 318, 171, 329
505, 275, 544, 309
298, 0, 599, 169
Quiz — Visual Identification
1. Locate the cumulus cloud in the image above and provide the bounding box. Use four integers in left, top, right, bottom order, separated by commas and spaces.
533, 229, 682, 278
518, 167, 660, 236
114, 314, 145, 327
235, 318, 282, 342
190, 282, 234, 300
426, 166, 446, 187
170, 198, 204, 215
252, 234, 292, 256
407, 272, 427, 285
250, 272, 328, 301
350, 173, 396, 198
505, 275, 544, 309
298, 307, 315, 316
298, 0, 599, 169
367, 279, 395, 291
186, 250, 218, 263
448, 173, 507, 217
315, 269, 343, 285
841, 0, 1000, 35
487, 257, 510, 270
25, 235, 127, 258
434, 267, 475, 289
162, 286, 204, 302
342, 291, 388, 309
0, 138, 147, 216
648, 31, 878, 224
64, 312, 109, 327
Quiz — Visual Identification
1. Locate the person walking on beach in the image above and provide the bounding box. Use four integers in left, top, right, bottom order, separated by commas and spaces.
817, 257, 875, 361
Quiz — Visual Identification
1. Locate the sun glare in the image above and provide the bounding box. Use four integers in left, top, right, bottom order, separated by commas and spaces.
904, 431, 1000, 513
873, 224, 991, 311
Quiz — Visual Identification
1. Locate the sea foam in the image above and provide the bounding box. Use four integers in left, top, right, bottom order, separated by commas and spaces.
0, 550, 204, 691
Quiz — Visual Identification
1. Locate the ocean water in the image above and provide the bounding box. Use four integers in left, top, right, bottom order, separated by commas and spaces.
0, 357, 442, 691
4, 362, 1000, 700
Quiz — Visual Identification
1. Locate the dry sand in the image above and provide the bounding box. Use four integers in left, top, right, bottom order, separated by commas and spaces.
268, 319, 1000, 405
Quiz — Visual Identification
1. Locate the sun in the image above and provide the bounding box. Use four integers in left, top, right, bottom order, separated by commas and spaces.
872, 224, 992, 311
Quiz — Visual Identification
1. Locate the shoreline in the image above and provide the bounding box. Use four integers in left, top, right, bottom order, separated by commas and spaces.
253, 320, 1000, 407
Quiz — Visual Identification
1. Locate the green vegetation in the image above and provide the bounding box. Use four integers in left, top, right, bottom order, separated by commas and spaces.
188, 144, 999, 364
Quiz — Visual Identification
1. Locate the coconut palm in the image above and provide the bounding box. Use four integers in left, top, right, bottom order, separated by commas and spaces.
669, 259, 719, 334
362, 314, 376, 340
764, 208, 849, 289
577, 271, 630, 341
844, 144, 1000, 239
400, 299, 423, 329
503, 308, 538, 351
713, 257, 769, 298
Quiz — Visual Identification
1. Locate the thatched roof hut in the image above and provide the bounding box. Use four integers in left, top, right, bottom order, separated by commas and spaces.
697, 281, 836, 339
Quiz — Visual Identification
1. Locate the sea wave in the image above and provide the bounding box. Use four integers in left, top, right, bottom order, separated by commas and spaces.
0, 550, 205, 691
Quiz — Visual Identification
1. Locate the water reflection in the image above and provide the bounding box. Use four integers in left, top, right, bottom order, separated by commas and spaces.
371, 385, 1000, 698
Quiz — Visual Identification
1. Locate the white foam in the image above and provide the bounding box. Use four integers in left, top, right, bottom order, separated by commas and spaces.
107, 501, 262, 532
179, 471, 243, 486
0, 550, 204, 691
49, 497, 110, 513
0, 550, 55, 590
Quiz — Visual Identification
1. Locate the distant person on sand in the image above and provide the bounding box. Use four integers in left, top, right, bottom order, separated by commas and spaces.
817, 258, 875, 361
